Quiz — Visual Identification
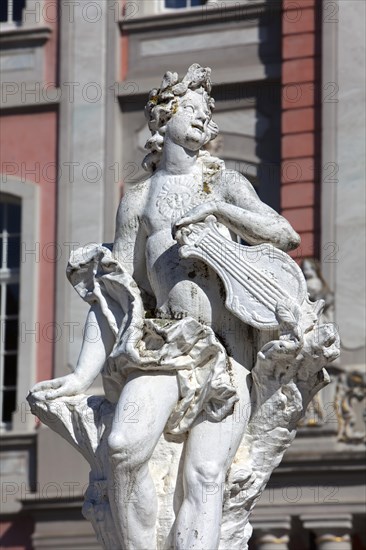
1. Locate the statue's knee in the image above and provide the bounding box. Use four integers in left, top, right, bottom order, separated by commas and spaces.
108, 433, 126, 459
186, 460, 226, 500
197, 461, 225, 484
107, 433, 148, 470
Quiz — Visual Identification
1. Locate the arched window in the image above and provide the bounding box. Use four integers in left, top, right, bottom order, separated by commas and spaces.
0, 194, 21, 427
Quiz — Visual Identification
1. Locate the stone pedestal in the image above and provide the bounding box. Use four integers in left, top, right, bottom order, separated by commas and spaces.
301, 515, 353, 550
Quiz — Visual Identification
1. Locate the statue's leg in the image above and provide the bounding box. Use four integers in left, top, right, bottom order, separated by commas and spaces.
175, 358, 251, 550
107, 371, 180, 550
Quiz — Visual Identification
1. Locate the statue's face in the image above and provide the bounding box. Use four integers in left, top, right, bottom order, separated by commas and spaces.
165, 89, 212, 151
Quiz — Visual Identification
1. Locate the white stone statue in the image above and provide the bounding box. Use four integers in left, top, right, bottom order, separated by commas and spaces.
28, 64, 340, 550
301, 258, 335, 324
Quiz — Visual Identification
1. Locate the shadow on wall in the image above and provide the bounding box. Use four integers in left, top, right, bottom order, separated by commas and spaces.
203, 0, 282, 211
256, 0, 281, 212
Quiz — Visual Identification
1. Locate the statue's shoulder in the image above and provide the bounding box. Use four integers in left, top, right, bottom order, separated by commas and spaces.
123, 177, 150, 200
119, 177, 150, 208
216, 168, 250, 184
212, 168, 254, 196
116, 177, 151, 227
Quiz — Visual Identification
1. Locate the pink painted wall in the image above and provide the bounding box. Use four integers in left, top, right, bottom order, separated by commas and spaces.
281, 0, 321, 261
120, 0, 128, 80
0, 111, 58, 383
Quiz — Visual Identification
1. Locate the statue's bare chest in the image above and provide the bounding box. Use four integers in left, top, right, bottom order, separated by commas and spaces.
143, 172, 210, 234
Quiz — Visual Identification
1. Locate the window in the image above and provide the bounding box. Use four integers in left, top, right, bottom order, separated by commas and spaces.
0, 180, 39, 433
0, 0, 26, 24
0, 180, 38, 433
0, 194, 21, 428
164, 0, 207, 9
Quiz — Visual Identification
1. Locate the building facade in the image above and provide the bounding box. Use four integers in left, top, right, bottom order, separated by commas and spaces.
0, 0, 365, 548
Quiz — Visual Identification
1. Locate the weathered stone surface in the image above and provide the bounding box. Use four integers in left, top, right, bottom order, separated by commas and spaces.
28, 64, 340, 549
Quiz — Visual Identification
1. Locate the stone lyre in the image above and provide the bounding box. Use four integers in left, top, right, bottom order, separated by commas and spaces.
177, 215, 308, 329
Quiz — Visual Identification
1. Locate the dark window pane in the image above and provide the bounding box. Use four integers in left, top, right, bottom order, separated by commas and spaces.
13, 0, 26, 21
4, 354, 17, 387
192, 0, 206, 5
0, 237, 3, 266
7, 235, 20, 269
0, 203, 5, 231
7, 203, 21, 234
165, 0, 186, 7
6, 284, 19, 316
5, 319, 18, 351
2, 389, 16, 423
0, 0, 8, 23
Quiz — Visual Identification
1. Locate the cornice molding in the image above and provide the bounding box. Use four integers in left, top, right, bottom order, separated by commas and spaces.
0, 25, 51, 47
0, 87, 60, 112
119, 1, 281, 34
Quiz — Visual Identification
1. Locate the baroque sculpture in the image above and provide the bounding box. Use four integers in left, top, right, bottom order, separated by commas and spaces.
299, 258, 336, 427
28, 64, 340, 549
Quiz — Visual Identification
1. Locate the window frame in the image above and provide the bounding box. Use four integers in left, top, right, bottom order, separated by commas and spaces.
0, 195, 21, 428
0, 177, 39, 432
160, 0, 208, 13
1, 0, 27, 29
0, 0, 48, 31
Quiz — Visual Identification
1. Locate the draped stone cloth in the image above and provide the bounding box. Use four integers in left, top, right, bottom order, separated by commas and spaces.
66, 245, 238, 435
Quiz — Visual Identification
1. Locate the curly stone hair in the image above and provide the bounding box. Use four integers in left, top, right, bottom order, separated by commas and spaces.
143, 63, 224, 177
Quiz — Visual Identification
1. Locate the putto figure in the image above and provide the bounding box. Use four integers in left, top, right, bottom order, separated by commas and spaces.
29, 65, 339, 550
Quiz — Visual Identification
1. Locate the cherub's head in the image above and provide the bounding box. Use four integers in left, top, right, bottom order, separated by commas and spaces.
301, 258, 321, 281
143, 64, 221, 174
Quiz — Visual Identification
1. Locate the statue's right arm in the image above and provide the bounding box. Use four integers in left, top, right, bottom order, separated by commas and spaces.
30, 303, 115, 399
112, 183, 150, 289
31, 183, 149, 400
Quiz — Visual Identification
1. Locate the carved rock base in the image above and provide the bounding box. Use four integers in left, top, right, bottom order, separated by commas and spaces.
28, 300, 337, 549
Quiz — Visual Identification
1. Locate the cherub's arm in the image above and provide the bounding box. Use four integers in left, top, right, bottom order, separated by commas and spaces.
177, 171, 300, 252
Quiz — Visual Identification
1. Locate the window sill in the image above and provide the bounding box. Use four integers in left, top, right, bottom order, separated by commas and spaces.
119, 1, 277, 34
0, 430, 36, 445
0, 25, 51, 47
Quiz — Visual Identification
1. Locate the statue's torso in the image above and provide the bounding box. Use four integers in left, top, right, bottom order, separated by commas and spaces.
141, 170, 227, 325
113, 169, 255, 365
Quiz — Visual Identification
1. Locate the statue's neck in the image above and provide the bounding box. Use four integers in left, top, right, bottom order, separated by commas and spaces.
159, 140, 199, 175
